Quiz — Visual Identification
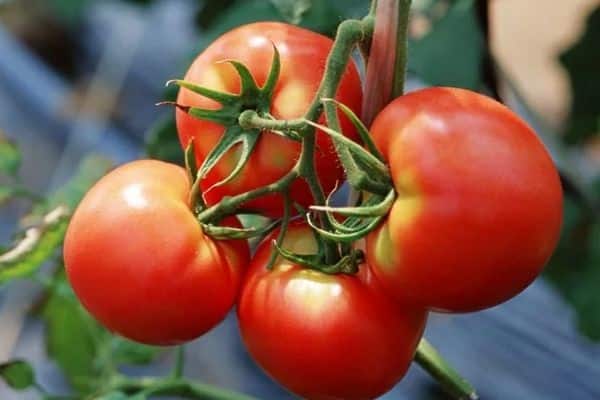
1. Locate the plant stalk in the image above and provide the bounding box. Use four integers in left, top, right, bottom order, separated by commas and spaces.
415, 339, 479, 400
392, 0, 412, 98
172, 346, 185, 379
104, 376, 257, 400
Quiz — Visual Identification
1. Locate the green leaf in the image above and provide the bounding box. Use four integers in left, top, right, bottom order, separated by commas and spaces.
0, 360, 35, 391
169, 79, 238, 104
144, 115, 184, 165
0, 156, 111, 285
0, 185, 40, 206
0, 207, 69, 284
0, 132, 21, 177
409, 0, 484, 89
196, 126, 260, 186
270, 0, 312, 24
327, 0, 369, 20
308, 212, 383, 244
41, 271, 104, 393
0, 186, 15, 205
195, 0, 343, 46
559, 6, 600, 145
545, 180, 600, 340
41, 270, 159, 393
195, 0, 367, 37
49, 0, 90, 24
26, 155, 112, 224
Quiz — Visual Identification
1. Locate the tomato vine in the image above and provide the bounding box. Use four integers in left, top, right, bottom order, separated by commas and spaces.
165, 1, 482, 398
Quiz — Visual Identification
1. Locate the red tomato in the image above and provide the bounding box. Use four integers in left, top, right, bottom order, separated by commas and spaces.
366, 87, 563, 313
64, 160, 249, 345
176, 22, 362, 217
238, 223, 427, 400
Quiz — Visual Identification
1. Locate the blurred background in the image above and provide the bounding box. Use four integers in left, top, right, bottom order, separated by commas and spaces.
0, 0, 598, 399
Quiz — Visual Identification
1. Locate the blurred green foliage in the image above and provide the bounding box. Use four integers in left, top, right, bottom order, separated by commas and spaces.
0, 157, 112, 284
42, 271, 104, 393
41, 269, 161, 393
0, 131, 21, 178
559, 6, 600, 146
546, 181, 600, 340
47, 0, 153, 25
0, 360, 35, 391
409, 0, 483, 90
145, 115, 184, 165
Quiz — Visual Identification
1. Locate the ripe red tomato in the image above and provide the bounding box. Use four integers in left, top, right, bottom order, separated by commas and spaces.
366, 87, 563, 313
238, 223, 427, 400
176, 22, 362, 217
64, 160, 249, 345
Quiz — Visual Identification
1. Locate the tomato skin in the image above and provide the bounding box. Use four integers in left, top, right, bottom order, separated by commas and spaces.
366, 87, 563, 313
64, 160, 249, 345
238, 223, 427, 400
176, 22, 362, 217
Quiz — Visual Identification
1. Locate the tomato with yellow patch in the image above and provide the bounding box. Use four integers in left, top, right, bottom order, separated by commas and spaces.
176, 22, 362, 217
64, 160, 249, 345
366, 87, 563, 313
238, 223, 427, 399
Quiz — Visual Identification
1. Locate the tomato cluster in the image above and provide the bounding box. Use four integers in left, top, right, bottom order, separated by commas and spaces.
64, 22, 562, 400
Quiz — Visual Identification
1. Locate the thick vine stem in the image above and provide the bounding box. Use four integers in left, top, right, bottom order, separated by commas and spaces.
102, 376, 257, 400
415, 339, 479, 400
172, 346, 185, 379
392, 0, 412, 98
307, 20, 370, 212
195, 171, 298, 223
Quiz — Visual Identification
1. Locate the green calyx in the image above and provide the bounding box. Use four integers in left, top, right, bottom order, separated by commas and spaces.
165, 45, 296, 238
201, 219, 281, 240
268, 198, 366, 276
307, 188, 395, 244
164, 45, 286, 198
273, 238, 364, 275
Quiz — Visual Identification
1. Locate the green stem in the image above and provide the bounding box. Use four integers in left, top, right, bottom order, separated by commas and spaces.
172, 346, 185, 379
266, 192, 291, 270
415, 339, 479, 400
299, 18, 369, 217
369, 0, 378, 16
238, 110, 304, 131
105, 376, 256, 400
304, 19, 367, 122
196, 171, 298, 222
392, 0, 412, 98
